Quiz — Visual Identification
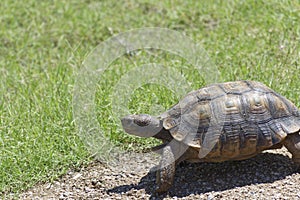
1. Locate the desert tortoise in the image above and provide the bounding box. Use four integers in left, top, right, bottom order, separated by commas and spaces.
121, 80, 300, 192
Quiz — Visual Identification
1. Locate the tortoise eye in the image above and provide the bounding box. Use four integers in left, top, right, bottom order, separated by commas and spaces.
134, 115, 151, 127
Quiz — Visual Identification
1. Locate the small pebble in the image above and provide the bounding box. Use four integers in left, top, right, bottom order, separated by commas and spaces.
72, 173, 82, 180
207, 194, 214, 200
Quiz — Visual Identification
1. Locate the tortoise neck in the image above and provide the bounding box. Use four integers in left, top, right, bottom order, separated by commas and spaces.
154, 128, 173, 142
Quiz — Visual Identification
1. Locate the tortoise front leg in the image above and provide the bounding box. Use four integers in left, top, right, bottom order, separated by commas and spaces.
283, 132, 300, 168
156, 145, 176, 193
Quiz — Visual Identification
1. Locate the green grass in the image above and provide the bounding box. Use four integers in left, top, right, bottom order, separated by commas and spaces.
1, 0, 300, 195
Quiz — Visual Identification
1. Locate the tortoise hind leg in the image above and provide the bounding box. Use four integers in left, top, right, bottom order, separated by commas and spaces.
282, 132, 300, 167
156, 145, 175, 193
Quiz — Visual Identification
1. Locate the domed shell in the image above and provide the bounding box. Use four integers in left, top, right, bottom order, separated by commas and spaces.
161, 81, 300, 156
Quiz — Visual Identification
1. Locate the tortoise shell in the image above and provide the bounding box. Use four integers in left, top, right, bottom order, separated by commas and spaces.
160, 80, 300, 159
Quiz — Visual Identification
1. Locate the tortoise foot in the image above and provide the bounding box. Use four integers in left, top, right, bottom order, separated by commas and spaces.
155, 182, 172, 193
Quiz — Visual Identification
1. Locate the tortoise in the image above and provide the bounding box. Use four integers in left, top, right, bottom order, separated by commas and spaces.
121, 80, 300, 192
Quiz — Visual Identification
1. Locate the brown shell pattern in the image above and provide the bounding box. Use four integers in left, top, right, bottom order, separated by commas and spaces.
162, 80, 300, 156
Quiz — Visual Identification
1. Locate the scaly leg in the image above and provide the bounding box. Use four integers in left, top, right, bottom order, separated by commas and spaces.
156, 145, 176, 193
283, 132, 300, 167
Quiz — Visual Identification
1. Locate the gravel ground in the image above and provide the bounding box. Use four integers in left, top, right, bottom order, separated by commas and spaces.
19, 148, 300, 200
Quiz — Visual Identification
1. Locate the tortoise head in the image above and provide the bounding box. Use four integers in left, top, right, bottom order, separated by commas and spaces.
121, 114, 163, 138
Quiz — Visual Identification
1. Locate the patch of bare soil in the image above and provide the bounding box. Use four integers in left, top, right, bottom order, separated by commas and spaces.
20, 148, 300, 199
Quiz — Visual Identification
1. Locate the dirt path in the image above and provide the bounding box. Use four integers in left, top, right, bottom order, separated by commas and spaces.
20, 148, 300, 199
